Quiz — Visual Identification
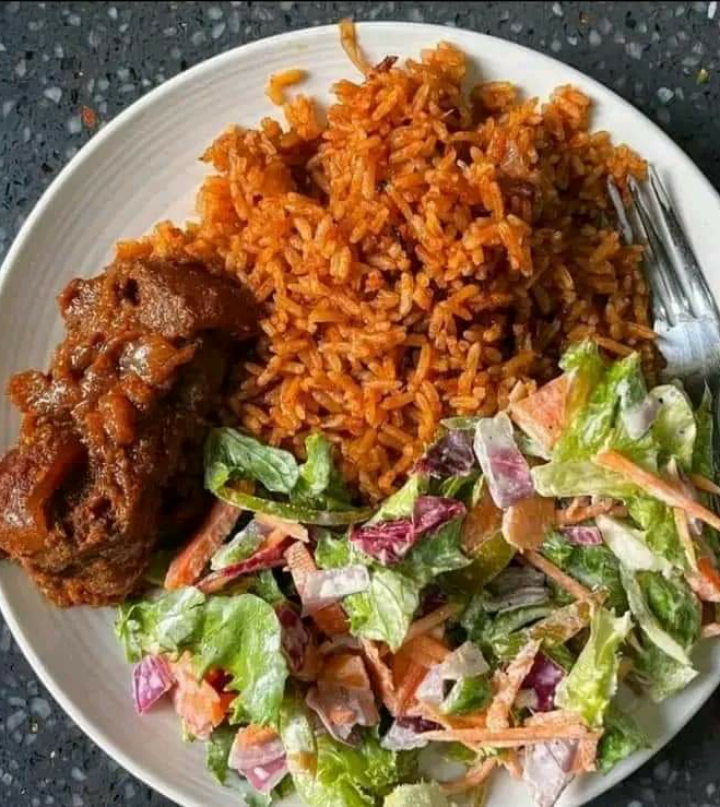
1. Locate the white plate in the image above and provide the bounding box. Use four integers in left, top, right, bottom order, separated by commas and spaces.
0, 21, 719, 807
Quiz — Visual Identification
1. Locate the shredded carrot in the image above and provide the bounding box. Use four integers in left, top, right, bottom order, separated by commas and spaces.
501, 749, 523, 780
573, 735, 600, 774
690, 473, 720, 496
361, 640, 397, 714
555, 496, 624, 526
339, 18, 370, 75
687, 556, 720, 603
421, 702, 488, 729
593, 335, 634, 357
237, 725, 279, 747
164, 501, 240, 589
423, 724, 592, 747
285, 542, 349, 636
320, 654, 371, 690
402, 634, 452, 664
405, 603, 461, 642
524, 550, 592, 601
486, 639, 540, 730
596, 450, 720, 531
441, 757, 498, 795
524, 709, 583, 727
395, 662, 428, 715
701, 623, 720, 639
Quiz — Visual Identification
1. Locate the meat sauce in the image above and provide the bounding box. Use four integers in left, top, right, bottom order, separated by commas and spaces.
0, 257, 256, 606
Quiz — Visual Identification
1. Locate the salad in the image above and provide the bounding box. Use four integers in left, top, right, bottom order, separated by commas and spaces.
115, 340, 720, 807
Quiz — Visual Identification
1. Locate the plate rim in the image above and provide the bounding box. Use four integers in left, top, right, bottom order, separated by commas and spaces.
0, 20, 719, 807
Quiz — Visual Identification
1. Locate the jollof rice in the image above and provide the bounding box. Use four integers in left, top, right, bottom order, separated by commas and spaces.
117, 39, 652, 500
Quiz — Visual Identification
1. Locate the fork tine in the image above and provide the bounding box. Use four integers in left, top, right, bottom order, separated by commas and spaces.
628, 177, 692, 327
607, 177, 669, 324
648, 165, 720, 321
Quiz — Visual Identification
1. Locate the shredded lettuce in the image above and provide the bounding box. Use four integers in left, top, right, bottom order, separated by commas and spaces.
596, 515, 673, 575
441, 675, 492, 715
384, 783, 454, 807
371, 474, 427, 523
620, 567, 693, 666
116, 590, 288, 726
626, 496, 686, 569
637, 571, 701, 649
532, 460, 637, 500
558, 339, 605, 420
597, 705, 648, 773
205, 427, 299, 494
693, 388, 715, 478
649, 384, 696, 469
542, 531, 627, 614
281, 692, 412, 807
630, 640, 698, 703
555, 607, 631, 727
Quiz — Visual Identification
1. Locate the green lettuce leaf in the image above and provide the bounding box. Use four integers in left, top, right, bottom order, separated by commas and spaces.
630, 640, 698, 702
692, 388, 715, 478
542, 531, 627, 614
206, 724, 236, 785
250, 569, 287, 605
115, 589, 288, 726
401, 517, 471, 584
626, 496, 685, 569
345, 566, 422, 651
281, 692, 411, 807
620, 567, 692, 666
115, 587, 206, 663
597, 704, 648, 773
649, 384, 696, 468
194, 594, 288, 725
441, 675, 492, 715
292, 432, 352, 510
204, 427, 299, 494
553, 352, 643, 463
532, 460, 637, 500
317, 519, 469, 651
371, 474, 427, 523
559, 339, 606, 419
637, 571, 701, 648
210, 519, 264, 570
555, 607, 631, 727
384, 783, 451, 807
596, 516, 673, 575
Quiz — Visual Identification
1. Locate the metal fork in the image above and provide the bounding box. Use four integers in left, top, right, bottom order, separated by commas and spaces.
608, 167, 720, 406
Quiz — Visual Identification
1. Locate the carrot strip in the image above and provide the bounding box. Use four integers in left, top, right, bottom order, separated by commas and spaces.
285, 542, 349, 636
595, 450, 720, 531
165, 501, 240, 589
361, 640, 397, 715
320, 654, 371, 690
486, 640, 540, 730
395, 662, 428, 715
688, 555, 720, 603
689, 473, 720, 496
421, 702, 488, 729
423, 724, 593, 746
441, 757, 498, 795
524, 551, 592, 601
405, 603, 461, 642
402, 634, 451, 664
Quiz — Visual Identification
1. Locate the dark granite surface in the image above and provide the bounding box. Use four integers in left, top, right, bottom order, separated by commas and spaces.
1, 2, 720, 805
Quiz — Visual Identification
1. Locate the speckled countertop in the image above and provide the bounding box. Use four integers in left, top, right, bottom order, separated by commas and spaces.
1, 2, 720, 806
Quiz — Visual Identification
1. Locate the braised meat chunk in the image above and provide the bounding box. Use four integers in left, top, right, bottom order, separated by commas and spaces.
0, 257, 256, 606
